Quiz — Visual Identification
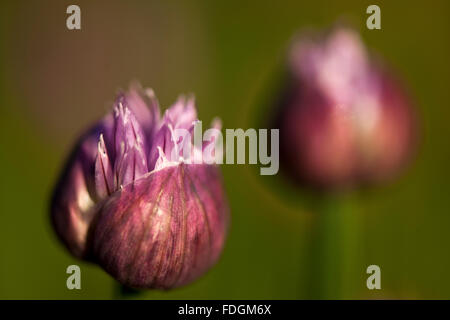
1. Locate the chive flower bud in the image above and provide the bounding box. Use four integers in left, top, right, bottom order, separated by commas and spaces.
277, 27, 417, 189
51, 84, 229, 289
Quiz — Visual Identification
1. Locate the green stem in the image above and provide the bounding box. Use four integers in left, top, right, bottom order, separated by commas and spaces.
113, 283, 143, 299
307, 193, 361, 299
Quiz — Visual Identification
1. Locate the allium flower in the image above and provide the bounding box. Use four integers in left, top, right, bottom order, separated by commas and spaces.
277, 27, 417, 188
51, 84, 229, 289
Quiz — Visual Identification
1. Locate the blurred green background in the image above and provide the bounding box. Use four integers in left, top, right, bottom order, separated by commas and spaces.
1, 0, 449, 299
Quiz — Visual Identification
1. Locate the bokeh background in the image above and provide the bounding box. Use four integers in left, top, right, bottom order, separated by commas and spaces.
1, 0, 449, 299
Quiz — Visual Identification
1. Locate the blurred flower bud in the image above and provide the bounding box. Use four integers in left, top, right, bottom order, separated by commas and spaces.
51, 84, 229, 289
277, 27, 417, 189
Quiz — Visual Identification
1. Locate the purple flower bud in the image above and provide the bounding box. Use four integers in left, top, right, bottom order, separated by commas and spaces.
277, 27, 417, 188
91, 163, 227, 289
51, 84, 229, 289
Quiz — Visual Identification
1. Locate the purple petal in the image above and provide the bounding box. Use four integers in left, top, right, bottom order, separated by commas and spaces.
163, 96, 197, 130
148, 96, 199, 169
125, 82, 160, 142
51, 119, 110, 257
95, 134, 114, 199
147, 122, 172, 170
113, 102, 149, 189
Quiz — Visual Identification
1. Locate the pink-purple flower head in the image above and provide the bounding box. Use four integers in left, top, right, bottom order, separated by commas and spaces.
51, 84, 229, 289
278, 27, 417, 189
